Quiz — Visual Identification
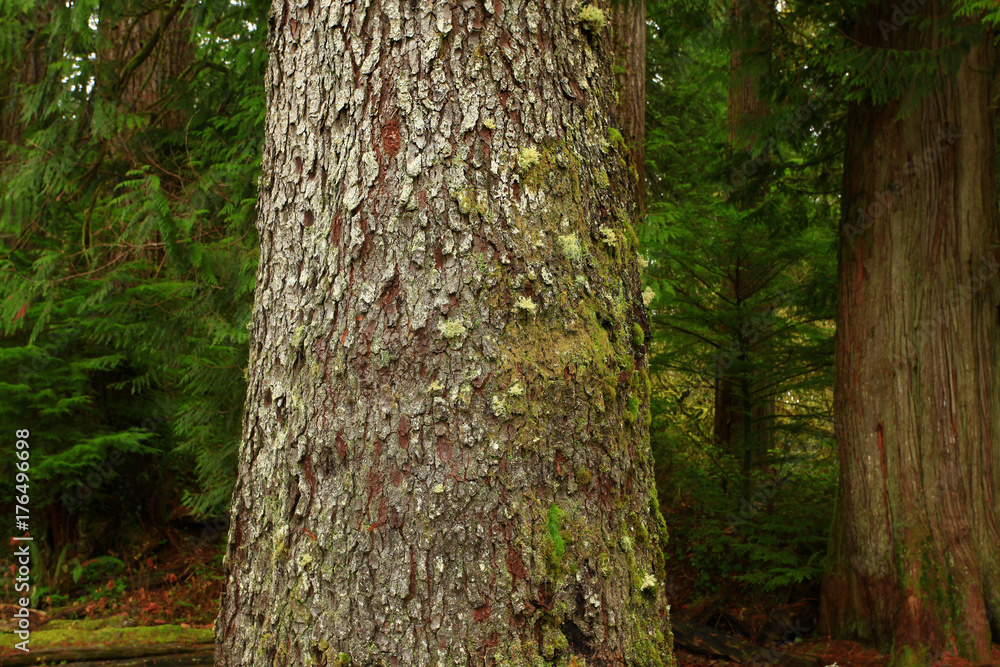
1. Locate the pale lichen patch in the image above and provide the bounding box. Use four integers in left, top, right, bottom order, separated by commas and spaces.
518, 147, 541, 171
599, 225, 617, 247
558, 233, 583, 262
516, 296, 538, 315
490, 395, 507, 418
577, 4, 607, 31
642, 286, 656, 307
437, 318, 467, 339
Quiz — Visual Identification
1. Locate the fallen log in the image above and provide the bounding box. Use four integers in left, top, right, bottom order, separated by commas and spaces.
672, 618, 820, 667
61, 650, 213, 666
0, 642, 213, 666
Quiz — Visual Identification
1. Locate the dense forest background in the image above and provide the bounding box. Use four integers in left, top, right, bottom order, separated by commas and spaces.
0, 0, 997, 663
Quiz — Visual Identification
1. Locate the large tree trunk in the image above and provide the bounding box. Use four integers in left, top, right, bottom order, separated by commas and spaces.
215, 0, 674, 665
819, 3, 1000, 664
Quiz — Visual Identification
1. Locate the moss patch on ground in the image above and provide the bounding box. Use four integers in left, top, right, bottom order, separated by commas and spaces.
0, 618, 213, 652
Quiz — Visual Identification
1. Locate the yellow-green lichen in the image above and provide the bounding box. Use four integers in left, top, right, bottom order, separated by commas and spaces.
541, 625, 570, 661
559, 233, 583, 262
452, 187, 479, 215
273, 539, 287, 566
518, 146, 541, 171
490, 395, 507, 418
599, 225, 617, 247
642, 286, 656, 307
508, 382, 525, 396
608, 127, 626, 150
484, 118, 496, 129
636, 516, 650, 543
458, 383, 472, 406
516, 296, 538, 315
578, 3, 606, 31
617, 208, 639, 249
292, 325, 306, 347
437, 318, 467, 339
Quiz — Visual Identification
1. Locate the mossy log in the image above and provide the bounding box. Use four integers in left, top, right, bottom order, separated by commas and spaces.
0, 642, 214, 666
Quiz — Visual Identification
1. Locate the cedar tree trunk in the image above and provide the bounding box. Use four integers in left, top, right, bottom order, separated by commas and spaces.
819, 4, 1000, 664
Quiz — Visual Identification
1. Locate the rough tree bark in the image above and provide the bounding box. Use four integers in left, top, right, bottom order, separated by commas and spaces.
819, 3, 1000, 664
215, 0, 673, 665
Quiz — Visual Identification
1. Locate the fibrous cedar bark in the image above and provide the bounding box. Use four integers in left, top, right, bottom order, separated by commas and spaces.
819, 3, 1000, 664
215, 0, 673, 665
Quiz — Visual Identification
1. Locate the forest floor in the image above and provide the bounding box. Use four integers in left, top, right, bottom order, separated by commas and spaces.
667, 575, 1000, 667
3, 535, 998, 666
675, 640, 1000, 667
